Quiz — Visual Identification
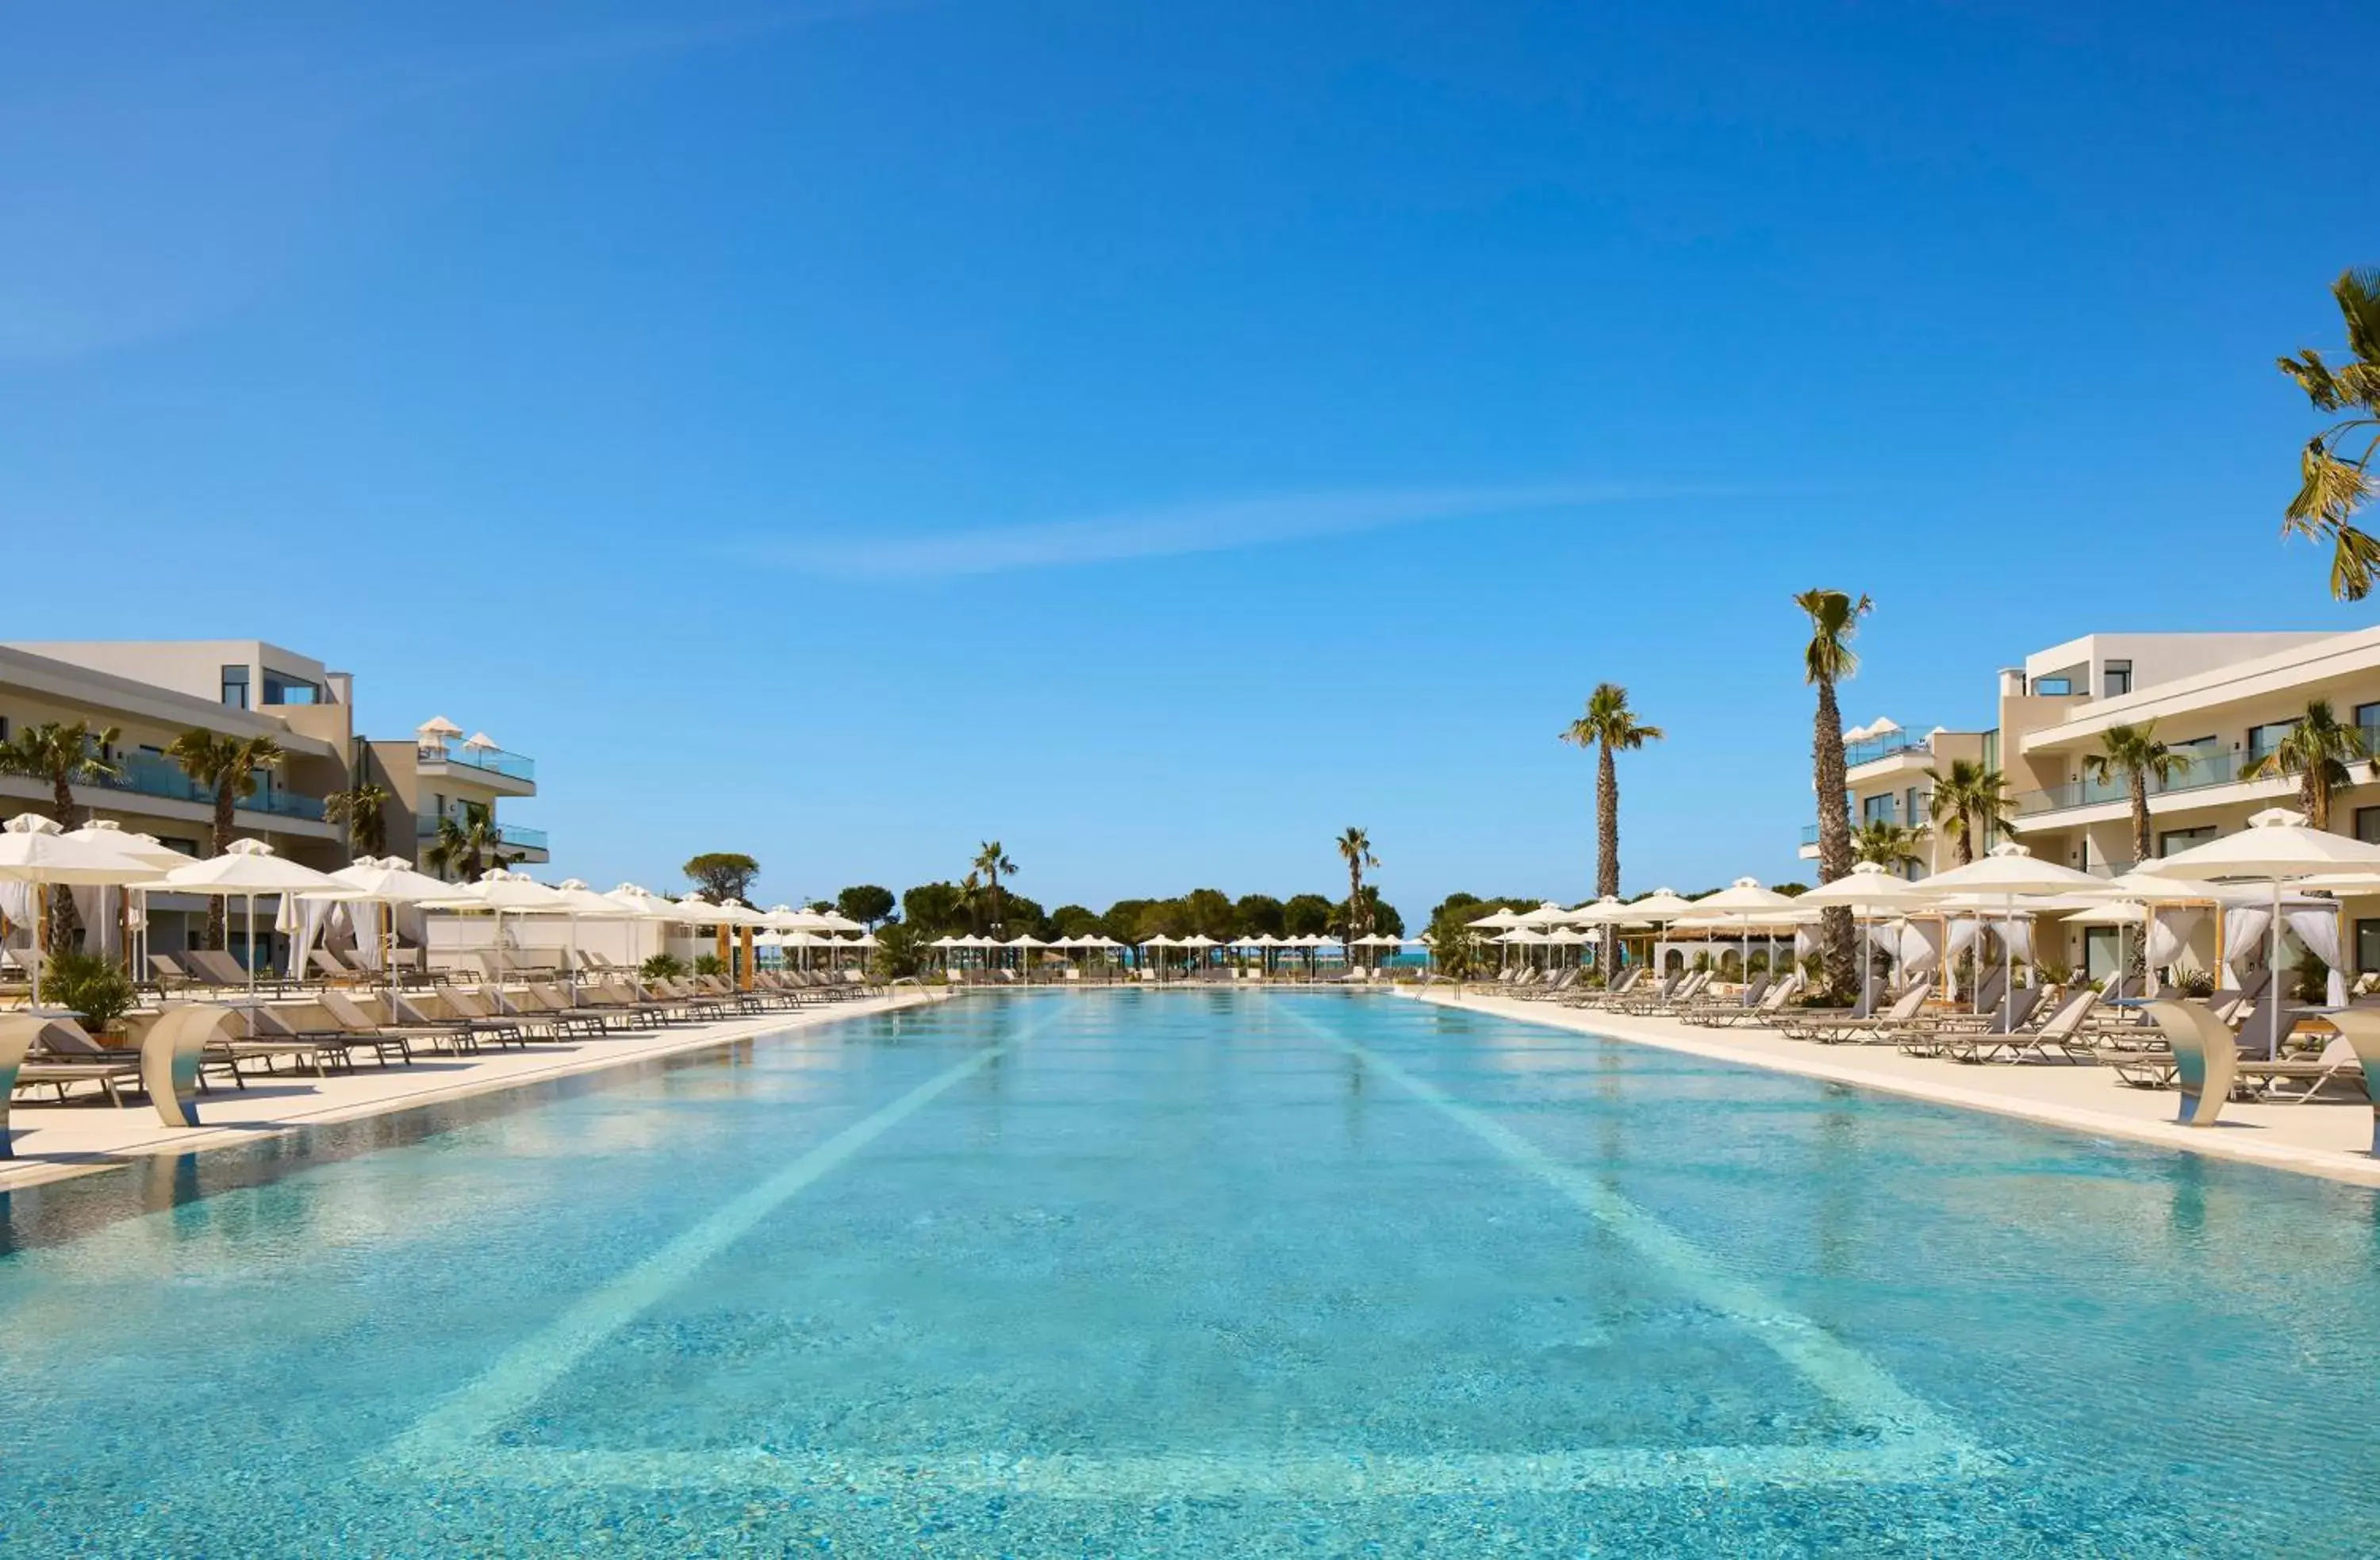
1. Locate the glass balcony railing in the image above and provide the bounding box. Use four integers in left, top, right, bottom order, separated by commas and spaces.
1798, 824, 1821, 847
1843, 728, 1934, 768
91, 751, 328, 821
2012, 747, 2245, 817
415, 818, 549, 851
416, 740, 536, 782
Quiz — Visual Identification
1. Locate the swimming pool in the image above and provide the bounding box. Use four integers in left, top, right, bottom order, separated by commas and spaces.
2, 989, 2377, 1555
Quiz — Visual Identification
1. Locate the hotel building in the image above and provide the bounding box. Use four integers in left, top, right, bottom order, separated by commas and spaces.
1802, 626, 2380, 975
0, 639, 545, 953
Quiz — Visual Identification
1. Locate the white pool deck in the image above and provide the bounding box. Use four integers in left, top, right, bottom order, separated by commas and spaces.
0, 989, 947, 1193
1411, 987, 2380, 1189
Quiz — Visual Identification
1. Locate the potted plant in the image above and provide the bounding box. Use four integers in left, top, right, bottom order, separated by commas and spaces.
44, 951, 138, 1044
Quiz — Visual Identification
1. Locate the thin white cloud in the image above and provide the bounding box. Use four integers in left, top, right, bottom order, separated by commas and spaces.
743, 482, 1736, 580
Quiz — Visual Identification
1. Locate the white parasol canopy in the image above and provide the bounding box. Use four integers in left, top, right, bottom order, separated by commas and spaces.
2151, 808, 2380, 1051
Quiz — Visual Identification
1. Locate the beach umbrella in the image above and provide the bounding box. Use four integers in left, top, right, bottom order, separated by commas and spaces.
1466, 907, 1526, 930
140, 839, 344, 1024
1618, 888, 1699, 975
60, 820, 194, 977
543, 878, 635, 993
1798, 863, 1936, 1012
424, 867, 572, 997
1513, 901, 1573, 928
1917, 844, 2107, 1031
303, 854, 455, 988
2147, 807, 2380, 1055
0, 814, 167, 1006
1687, 878, 1798, 986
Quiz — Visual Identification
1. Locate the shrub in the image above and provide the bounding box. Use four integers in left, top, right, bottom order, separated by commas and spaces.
46, 951, 137, 1033
693, 953, 727, 978
639, 952, 688, 980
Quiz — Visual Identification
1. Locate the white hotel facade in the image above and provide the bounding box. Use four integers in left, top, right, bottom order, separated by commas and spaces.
1801, 624, 2380, 978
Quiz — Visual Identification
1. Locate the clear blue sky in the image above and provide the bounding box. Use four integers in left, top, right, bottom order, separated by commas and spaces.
4, 1, 2374, 918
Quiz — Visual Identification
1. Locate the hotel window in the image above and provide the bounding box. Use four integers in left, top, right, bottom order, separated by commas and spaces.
2360, 920, 2380, 974
2032, 675, 2072, 696
2102, 660, 2132, 697
1906, 786, 1925, 825
2246, 720, 2299, 766
2158, 825, 2217, 856
1863, 793, 1895, 824
220, 665, 250, 709
2359, 701, 2380, 743
2359, 808, 2380, 846
261, 672, 319, 705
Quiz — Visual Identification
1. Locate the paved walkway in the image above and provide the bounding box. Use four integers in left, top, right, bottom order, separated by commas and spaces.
1411, 988, 2380, 1189
1, 989, 945, 1193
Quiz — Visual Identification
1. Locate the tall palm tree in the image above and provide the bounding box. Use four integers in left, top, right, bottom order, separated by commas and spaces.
1851, 818, 1929, 874
163, 728, 284, 950
1797, 588, 1871, 997
2278, 266, 2380, 599
954, 870, 985, 935
0, 720, 123, 952
2244, 698, 2377, 829
1336, 826, 1378, 941
423, 801, 516, 884
323, 782, 391, 861
1927, 758, 2019, 866
1558, 682, 1665, 899
971, 841, 1015, 933
2080, 723, 2189, 870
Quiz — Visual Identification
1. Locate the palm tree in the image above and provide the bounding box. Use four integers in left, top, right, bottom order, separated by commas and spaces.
423, 801, 516, 884
2080, 724, 2189, 870
162, 728, 284, 950
1927, 758, 2019, 866
1336, 826, 1378, 941
1851, 818, 1929, 874
954, 870, 985, 934
2244, 698, 2377, 829
323, 782, 391, 861
971, 841, 1015, 933
2278, 267, 2380, 599
0, 720, 123, 953
1797, 588, 1871, 997
1558, 683, 1665, 899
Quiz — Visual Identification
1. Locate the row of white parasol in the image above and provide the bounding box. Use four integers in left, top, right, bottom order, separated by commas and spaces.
1469, 808, 2380, 1052
0, 813, 877, 1013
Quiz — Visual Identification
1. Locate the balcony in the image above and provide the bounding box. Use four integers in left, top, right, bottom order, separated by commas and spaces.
1799, 823, 1821, 847
1844, 728, 1934, 769
416, 818, 549, 853
416, 740, 535, 784
2013, 747, 2244, 817
85, 751, 327, 821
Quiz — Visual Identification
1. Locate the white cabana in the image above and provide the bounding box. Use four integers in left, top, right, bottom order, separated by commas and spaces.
1797, 863, 1937, 1013
1918, 844, 2106, 1028
298, 855, 455, 985
2151, 808, 2380, 1054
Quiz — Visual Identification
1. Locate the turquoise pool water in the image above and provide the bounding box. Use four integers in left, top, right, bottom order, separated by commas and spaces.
3, 989, 2378, 1555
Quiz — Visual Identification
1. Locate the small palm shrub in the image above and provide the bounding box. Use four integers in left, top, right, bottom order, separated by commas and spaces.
46, 951, 137, 1033
639, 952, 688, 980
